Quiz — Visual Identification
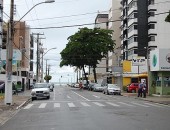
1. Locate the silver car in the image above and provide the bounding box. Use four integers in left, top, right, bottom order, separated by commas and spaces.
31, 83, 50, 100
93, 84, 105, 92
103, 84, 121, 95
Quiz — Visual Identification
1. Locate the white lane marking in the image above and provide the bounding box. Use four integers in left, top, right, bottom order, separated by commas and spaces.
93, 95, 100, 98
93, 102, 105, 107
39, 103, 47, 108
144, 102, 162, 108
54, 103, 60, 108
80, 102, 90, 107
67, 95, 71, 99
118, 102, 135, 107
106, 102, 120, 107
72, 91, 90, 101
68, 103, 76, 107
131, 102, 150, 107
24, 104, 34, 109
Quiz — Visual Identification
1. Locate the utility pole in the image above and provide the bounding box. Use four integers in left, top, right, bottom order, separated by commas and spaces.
5, 0, 14, 105
32, 33, 44, 83
0, 0, 3, 73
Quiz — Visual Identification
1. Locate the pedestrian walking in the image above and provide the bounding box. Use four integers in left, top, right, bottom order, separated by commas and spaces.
142, 81, 147, 98
79, 82, 83, 90
137, 81, 143, 97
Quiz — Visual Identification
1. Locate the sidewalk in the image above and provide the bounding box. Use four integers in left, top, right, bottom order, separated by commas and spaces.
122, 92, 170, 105
0, 90, 31, 126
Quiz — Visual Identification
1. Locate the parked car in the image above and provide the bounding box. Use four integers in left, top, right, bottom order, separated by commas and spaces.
70, 83, 75, 88
74, 83, 79, 88
31, 83, 50, 100
126, 83, 139, 93
93, 84, 105, 92
88, 83, 96, 91
103, 84, 121, 95
0, 81, 5, 93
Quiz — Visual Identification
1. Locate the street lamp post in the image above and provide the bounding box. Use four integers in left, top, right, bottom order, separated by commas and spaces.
5, 0, 55, 105
41, 47, 57, 82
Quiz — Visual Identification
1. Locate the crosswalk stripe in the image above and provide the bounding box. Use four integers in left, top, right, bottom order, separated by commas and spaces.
68, 103, 76, 107
80, 102, 90, 107
144, 103, 162, 108
118, 102, 135, 107
24, 104, 34, 109
54, 103, 60, 108
39, 103, 47, 108
106, 102, 120, 107
93, 102, 105, 107
131, 102, 150, 107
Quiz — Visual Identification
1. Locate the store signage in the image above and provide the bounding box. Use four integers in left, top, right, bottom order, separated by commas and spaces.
150, 49, 170, 71
132, 56, 146, 66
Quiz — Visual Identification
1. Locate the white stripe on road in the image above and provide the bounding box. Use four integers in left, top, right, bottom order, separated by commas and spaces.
72, 91, 90, 101
93, 95, 100, 98
68, 103, 76, 107
39, 103, 47, 108
106, 102, 120, 107
144, 102, 162, 108
93, 102, 105, 107
118, 102, 135, 107
67, 95, 71, 99
80, 102, 90, 107
24, 104, 34, 109
131, 102, 150, 107
54, 103, 60, 108
53, 88, 56, 101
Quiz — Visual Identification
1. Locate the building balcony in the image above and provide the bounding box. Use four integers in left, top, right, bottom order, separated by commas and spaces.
128, 7, 137, 16
148, 17, 156, 23
123, 37, 128, 41
121, 40, 124, 45
148, 41, 156, 47
128, 18, 137, 27
148, 5, 156, 11
128, 42, 138, 49
128, 30, 138, 38
148, 29, 157, 35
121, 49, 124, 55
121, 20, 124, 26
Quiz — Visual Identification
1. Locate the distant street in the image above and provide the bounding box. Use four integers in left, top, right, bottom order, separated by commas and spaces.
1, 85, 170, 130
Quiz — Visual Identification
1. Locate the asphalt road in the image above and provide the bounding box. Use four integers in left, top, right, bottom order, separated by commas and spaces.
1, 85, 170, 130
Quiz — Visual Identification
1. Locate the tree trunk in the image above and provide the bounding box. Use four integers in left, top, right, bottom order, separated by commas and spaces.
83, 66, 89, 84
93, 67, 97, 83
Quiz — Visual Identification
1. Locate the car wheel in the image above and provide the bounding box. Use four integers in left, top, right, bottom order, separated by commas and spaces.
132, 90, 135, 93
103, 91, 105, 94
47, 96, 50, 99
32, 97, 36, 101
107, 91, 109, 95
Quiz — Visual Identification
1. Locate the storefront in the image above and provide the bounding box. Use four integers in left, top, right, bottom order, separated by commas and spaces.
150, 49, 170, 95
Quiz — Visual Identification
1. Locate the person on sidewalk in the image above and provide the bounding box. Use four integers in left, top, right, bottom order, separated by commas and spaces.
79, 82, 83, 90
142, 81, 147, 98
138, 81, 143, 97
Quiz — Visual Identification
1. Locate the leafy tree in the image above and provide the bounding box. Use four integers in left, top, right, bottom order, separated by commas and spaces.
44, 75, 52, 83
60, 27, 115, 83
165, 11, 170, 22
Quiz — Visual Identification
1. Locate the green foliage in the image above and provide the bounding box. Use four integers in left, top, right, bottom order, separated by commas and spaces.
165, 11, 170, 22
44, 75, 52, 81
60, 27, 115, 69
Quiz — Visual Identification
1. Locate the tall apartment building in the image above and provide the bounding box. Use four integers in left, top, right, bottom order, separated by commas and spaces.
108, 0, 122, 86
119, 0, 170, 94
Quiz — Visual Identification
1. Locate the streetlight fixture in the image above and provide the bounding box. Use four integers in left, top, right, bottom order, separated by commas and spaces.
40, 47, 57, 82
5, 0, 55, 105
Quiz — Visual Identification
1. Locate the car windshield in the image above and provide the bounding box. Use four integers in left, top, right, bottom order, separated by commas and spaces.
34, 83, 48, 88
108, 84, 119, 88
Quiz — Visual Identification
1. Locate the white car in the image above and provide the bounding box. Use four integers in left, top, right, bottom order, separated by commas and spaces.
103, 84, 121, 95
31, 83, 50, 100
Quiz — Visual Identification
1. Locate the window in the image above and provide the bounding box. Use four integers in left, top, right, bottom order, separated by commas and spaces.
148, 0, 154, 5
148, 24, 155, 29
128, 36, 138, 45
128, 24, 138, 33
149, 36, 155, 41
148, 11, 155, 17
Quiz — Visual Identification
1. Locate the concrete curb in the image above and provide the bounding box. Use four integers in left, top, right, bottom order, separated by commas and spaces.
16, 97, 32, 110
122, 94, 170, 106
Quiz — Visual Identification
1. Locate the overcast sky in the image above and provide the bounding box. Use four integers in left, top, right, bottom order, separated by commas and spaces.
3, 0, 111, 83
